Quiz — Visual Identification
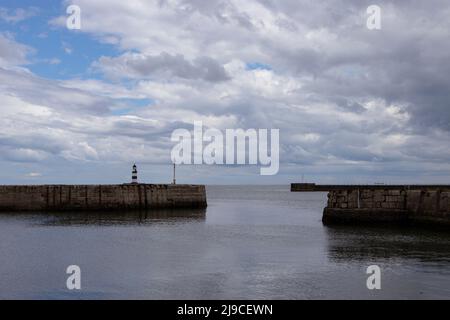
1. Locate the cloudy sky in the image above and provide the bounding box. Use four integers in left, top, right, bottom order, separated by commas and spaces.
1, 0, 450, 185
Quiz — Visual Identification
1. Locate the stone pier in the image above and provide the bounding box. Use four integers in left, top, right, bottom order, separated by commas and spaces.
0, 184, 207, 212
291, 183, 450, 228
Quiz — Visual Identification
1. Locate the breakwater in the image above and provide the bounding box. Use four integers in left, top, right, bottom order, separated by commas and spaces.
0, 184, 207, 212
291, 183, 450, 227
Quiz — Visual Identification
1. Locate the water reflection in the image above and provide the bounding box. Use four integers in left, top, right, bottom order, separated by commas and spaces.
325, 225, 450, 264
0, 208, 206, 226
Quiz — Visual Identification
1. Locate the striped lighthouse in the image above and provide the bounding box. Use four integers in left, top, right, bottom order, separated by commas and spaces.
131, 164, 138, 184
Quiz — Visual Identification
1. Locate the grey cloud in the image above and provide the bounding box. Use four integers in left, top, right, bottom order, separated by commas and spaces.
334, 98, 366, 114
266, 0, 450, 132
171, 0, 255, 29
0, 135, 66, 155
0, 68, 111, 115
94, 52, 230, 82
0, 33, 33, 66
0, 146, 49, 163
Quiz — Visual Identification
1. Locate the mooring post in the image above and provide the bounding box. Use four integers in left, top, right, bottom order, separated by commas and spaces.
173, 163, 176, 185
357, 188, 361, 209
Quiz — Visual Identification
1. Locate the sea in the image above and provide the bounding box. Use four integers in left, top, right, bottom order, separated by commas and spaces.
0, 185, 449, 299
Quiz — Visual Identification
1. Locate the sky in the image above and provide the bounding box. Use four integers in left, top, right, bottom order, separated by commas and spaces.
0, 0, 450, 185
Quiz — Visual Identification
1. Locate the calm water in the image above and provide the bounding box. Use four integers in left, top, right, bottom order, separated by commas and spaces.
0, 185, 449, 299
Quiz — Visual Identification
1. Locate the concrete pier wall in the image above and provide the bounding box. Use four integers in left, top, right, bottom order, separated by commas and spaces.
0, 184, 207, 212
322, 188, 450, 227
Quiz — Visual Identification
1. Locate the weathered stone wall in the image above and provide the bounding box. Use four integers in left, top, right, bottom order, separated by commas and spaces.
406, 190, 450, 223
324, 188, 450, 227
0, 184, 207, 212
327, 189, 407, 210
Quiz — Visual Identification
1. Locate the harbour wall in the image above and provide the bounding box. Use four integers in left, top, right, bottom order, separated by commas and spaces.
291, 184, 450, 227
0, 184, 207, 212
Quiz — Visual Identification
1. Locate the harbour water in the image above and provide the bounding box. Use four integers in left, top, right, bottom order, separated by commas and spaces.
0, 185, 449, 299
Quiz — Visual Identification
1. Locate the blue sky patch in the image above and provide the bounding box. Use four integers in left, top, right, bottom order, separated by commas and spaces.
1, 1, 120, 80
246, 62, 272, 71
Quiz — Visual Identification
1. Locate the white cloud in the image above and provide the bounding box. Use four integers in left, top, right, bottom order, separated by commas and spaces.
0, 7, 38, 23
